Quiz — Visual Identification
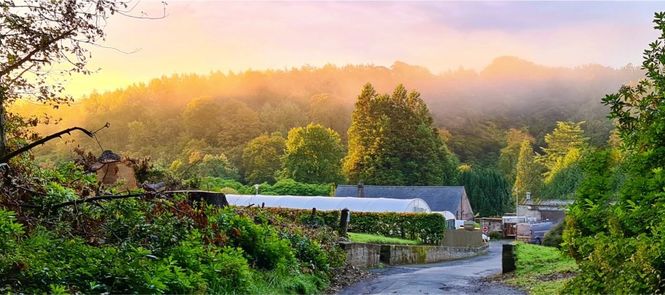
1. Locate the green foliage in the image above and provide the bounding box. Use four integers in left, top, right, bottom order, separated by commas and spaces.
0, 176, 345, 294
512, 140, 544, 202
504, 243, 577, 295
540, 149, 583, 200
253, 207, 446, 244
563, 12, 665, 294
349, 212, 446, 244
282, 123, 344, 184
344, 83, 454, 185
537, 121, 588, 178
448, 121, 505, 168
213, 209, 296, 270
256, 208, 446, 244
198, 177, 333, 196
198, 177, 250, 193
458, 167, 512, 216
242, 133, 286, 184
261, 178, 333, 196
542, 222, 563, 248
497, 128, 534, 183
347, 232, 419, 245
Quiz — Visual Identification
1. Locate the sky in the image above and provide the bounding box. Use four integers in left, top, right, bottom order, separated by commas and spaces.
65, 1, 664, 98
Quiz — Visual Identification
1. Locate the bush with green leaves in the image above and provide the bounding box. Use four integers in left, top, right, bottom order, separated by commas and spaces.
542, 222, 563, 248
252, 207, 447, 244
198, 176, 334, 196
562, 12, 665, 293
0, 184, 345, 294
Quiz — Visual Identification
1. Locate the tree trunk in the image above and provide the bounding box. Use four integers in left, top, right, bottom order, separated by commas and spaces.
0, 87, 6, 160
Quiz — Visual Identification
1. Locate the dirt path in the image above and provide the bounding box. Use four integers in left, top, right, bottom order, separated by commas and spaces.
338, 241, 524, 295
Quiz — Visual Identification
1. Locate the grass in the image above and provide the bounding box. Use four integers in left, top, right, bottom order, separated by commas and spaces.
347, 232, 419, 245
503, 243, 578, 295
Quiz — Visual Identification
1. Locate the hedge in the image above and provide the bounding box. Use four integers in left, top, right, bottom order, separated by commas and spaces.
243, 207, 446, 244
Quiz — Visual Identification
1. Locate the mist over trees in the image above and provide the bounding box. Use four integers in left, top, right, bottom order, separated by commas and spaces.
13, 55, 645, 207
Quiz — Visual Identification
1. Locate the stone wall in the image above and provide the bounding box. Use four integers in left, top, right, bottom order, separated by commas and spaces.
379, 244, 488, 265
441, 229, 484, 247
339, 242, 381, 268
339, 241, 488, 268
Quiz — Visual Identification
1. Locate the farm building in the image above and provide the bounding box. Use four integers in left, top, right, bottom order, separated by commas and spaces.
334, 185, 474, 220
225, 194, 432, 213
517, 199, 573, 223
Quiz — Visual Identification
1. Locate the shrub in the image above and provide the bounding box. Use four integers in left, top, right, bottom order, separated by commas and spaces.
248, 207, 447, 244
212, 208, 296, 270
542, 222, 563, 248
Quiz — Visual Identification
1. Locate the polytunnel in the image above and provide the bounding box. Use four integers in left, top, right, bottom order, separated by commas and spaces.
225, 194, 431, 213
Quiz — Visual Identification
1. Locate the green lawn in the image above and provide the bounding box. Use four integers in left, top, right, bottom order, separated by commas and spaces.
347, 232, 419, 245
504, 243, 578, 295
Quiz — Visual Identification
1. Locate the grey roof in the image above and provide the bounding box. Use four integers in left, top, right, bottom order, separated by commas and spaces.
335, 185, 467, 213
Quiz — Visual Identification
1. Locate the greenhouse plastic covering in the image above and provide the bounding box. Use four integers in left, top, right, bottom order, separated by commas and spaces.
225, 194, 431, 213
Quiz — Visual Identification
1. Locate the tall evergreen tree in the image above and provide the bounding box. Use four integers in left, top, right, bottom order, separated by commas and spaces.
513, 140, 543, 203
497, 129, 534, 183
538, 121, 588, 175
458, 167, 512, 216
343, 84, 452, 185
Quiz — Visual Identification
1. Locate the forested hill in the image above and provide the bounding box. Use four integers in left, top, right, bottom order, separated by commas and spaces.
17, 56, 642, 167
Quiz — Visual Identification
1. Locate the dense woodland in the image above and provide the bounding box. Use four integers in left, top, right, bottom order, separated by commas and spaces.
13, 54, 643, 216
2, 0, 665, 293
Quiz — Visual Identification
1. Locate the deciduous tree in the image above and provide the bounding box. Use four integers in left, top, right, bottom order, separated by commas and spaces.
282, 123, 344, 184
0, 0, 164, 157
242, 133, 285, 184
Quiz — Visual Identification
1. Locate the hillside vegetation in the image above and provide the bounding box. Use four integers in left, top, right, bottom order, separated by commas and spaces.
19, 57, 641, 169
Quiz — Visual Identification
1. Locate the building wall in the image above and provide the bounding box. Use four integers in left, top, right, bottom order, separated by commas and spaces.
441, 229, 484, 247
96, 162, 138, 190
459, 192, 475, 220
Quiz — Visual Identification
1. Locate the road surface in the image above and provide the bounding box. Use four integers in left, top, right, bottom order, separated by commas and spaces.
339, 241, 524, 295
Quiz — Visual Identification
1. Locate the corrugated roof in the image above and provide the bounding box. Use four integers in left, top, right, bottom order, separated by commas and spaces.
335, 185, 467, 213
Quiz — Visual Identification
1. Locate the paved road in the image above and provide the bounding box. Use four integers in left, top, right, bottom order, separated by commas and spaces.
339, 241, 524, 295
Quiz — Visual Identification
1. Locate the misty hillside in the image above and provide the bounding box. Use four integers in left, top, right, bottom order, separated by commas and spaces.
17, 56, 643, 166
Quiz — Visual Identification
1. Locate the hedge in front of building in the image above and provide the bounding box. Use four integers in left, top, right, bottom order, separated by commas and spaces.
244, 207, 446, 244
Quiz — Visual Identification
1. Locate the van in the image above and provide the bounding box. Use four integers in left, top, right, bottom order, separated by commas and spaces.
516, 222, 554, 244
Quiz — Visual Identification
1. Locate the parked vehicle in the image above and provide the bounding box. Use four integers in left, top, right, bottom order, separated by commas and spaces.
516, 222, 554, 244
501, 215, 537, 238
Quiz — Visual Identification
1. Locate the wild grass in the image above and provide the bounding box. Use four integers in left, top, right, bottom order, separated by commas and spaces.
347, 232, 419, 245
504, 242, 578, 295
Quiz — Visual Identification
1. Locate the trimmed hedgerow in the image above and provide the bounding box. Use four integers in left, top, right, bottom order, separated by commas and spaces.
245, 207, 446, 244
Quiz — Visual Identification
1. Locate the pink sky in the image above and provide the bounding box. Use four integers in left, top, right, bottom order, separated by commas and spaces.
65, 1, 662, 97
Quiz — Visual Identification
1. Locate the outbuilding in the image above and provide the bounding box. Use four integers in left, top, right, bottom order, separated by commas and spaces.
335, 185, 474, 220
225, 194, 432, 213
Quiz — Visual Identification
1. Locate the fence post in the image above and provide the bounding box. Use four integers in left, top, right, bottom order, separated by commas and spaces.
339, 208, 349, 238
502, 243, 516, 273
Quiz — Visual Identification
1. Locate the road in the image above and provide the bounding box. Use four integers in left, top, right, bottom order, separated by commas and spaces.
338, 241, 524, 295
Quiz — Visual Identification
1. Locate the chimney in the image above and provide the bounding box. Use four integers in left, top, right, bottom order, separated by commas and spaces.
357, 182, 364, 198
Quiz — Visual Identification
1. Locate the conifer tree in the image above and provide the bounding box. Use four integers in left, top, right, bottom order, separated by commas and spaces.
343, 83, 453, 185
513, 139, 543, 203
538, 121, 588, 174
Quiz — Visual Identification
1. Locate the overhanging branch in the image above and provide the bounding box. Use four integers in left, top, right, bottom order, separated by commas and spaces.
1, 126, 94, 164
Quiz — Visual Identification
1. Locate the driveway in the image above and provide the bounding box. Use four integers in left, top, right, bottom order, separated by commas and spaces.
338, 241, 524, 295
